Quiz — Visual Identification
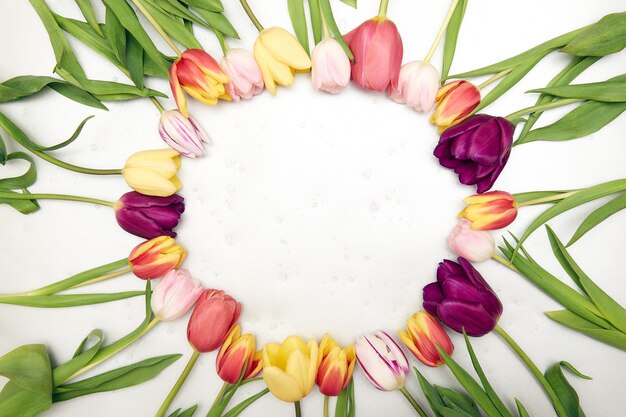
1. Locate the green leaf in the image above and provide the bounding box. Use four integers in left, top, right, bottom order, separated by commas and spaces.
0, 344, 52, 417
151, 0, 208, 27
105, 4, 127, 64
414, 368, 445, 417
561, 12, 626, 56
319, 0, 353, 60
141, 1, 203, 49
547, 310, 626, 350
54, 14, 120, 66
53, 354, 181, 401
0, 133, 6, 164
339, 0, 357, 7
512, 190, 573, 205
514, 399, 530, 417
515, 56, 599, 144
441, 0, 467, 80
437, 386, 482, 417
195, 9, 238, 39
288, 0, 309, 54
335, 382, 350, 417
0, 188, 40, 214
125, 32, 145, 88
75, 0, 104, 36
529, 80, 626, 102
42, 115, 95, 151
180, 0, 223, 12
567, 192, 626, 246
222, 388, 270, 417
0, 75, 105, 109
168, 405, 198, 417
514, 179, 626, 252
544, 362, 590, 417
52, 329, 103, 387
0, 152, 37, 190
308, 0, 322, 45
0, 291, 145, 309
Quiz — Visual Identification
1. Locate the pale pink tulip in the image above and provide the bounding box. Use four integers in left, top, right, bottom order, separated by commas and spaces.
221, 49, 264, 101
447, 219, 495, 262
388, 61, 440, 112
311, 38, 351, 94
151, 269, 203, 321
159, 110, 210, 158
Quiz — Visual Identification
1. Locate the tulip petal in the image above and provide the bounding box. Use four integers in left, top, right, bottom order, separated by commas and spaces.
170, 60, 188, 117
254, 40, 277, 95
261, 27, 312, 70
263, 367, 305, 402
437, 299, 498, 337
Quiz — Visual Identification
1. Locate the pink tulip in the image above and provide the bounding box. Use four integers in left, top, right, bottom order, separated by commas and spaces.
220, 49, 264, 102
355, 331, 409, 391
158, 110, 210, 158
187, 289, 241, 352
151, 269, 203, 321
311, 38, 351, 94
344, 17, 403, 92
388, 61, 440, 112
448, 219, 495, 262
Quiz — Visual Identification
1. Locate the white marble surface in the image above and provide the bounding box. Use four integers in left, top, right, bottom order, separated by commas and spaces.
1, 1, 625, 416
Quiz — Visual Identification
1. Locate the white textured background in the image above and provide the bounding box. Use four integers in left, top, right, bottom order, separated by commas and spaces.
1, 1, 625, 416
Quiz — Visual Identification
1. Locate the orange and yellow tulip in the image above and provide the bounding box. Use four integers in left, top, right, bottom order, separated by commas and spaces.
398, 312, 454, 367
216, 325, 262, 384
128, 236, 186, 279
431, 80, 480, 133
458, 191, 518, 230
316, 334, 355, 396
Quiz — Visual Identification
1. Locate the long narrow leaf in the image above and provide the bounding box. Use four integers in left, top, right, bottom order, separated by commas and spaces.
441, 0, 467, 80
319, 0, 353, 59
287, 0, 309, 54
544, 362, 590, 417
547, 310, 626, 350
567, 192, 626, 246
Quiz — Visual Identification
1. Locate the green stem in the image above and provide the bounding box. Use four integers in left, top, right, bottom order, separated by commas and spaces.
0, 191, 115, 207
0, 258, 129, 297
156, 350, 201, 417
424, 0, 459, 63
295, 401, 302, 417
377, 0, 390, 17
491, 254, 518, 272
206, 381, 230, 417
320, 5, 331, 39
516, 191, 579, 207
477, 69, 512, 90
130, 0, 182, 55
28, 147, 121, 175
399, 387, 428, 417
494, 326, 568, 417
239, 0, 264, 32
216, 31, 230, 56
323, 396, 329, 417
505, 98, 582, 121
150, 97, 165, 113
72, 267, 131, 289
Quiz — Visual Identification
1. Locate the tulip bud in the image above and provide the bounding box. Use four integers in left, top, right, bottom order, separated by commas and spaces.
122, 149, 182, 197
115, 191, 185, 239
311, 38, 351, 94
216, 325, 262, 384
398, 312, 454, 367
431, 80, 481, 132
388, 61, 440, 112
434, 114, 514, 194
221, 48, 264, 101
355, 331, 408, 391
159, 110, 210, 158
263, 336, 319, 402
316, 334, 356, 396
151, 269, 203, 320
448, 219, 495, 262
423, 258, 503, 337
344, 17, 403, 91
170, 49, 230, 117
458, 191, 518, 230
187, 289, 241, 352
254, 27, 312, 95
128, 236, 186, 279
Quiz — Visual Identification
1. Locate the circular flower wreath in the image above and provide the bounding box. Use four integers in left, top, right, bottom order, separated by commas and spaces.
1, 1, 625, 417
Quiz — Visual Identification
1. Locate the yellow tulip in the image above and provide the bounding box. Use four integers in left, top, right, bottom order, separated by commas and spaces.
262, 336, 319, 402
253, 27, 312, 95
123, 149, 182, 197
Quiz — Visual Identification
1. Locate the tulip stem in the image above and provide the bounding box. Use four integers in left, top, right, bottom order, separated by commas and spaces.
399, 387, 428, 417
505, 98, 582, 121
377, 0, 390, 17
323, 396, 330, 417
216, 31, 230, 56
25, 146, 123, 175
206, 381, 230, 416
294, 401, 302, 417
130, 0, 182, 55
494, 326, 568, 417
150, 97, 165, 113
320, 5, 331, 39
0, 191, 116, 208
477, 69, 512, 90
239, 0, 264, 32
516, 190, 579, 207
491, 254, 518, 272
155, 349, 201, 417
424, 0, 459, 63
72, 267, 132, 288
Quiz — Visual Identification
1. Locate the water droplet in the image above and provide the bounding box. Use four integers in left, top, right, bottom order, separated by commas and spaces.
275, 216, 283, 224
209, 211, 215, 216
224, 235, 235, 246
90, 144, 97, 151
311, 201, 319, 208
369, 201, 380, 213
387, 147, 395, 156
362, 169, 372, 179
279, 273, 288, 282
279, 239, 288, 246
331, 276, 338, 282
299, 121, 306, 128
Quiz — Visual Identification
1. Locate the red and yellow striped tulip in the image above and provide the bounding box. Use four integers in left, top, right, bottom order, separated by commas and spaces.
128, 236, 186, 279
316, 334, 355, 396
216, 325, 262, 384
458, 191, 518, 230
430, 80, 480, 133
398, 312, 454, 367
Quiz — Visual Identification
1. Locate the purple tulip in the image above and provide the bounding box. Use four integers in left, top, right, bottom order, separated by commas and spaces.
423, 257, 502, 337
434, 114, 514, 194
115, 191, 185, 239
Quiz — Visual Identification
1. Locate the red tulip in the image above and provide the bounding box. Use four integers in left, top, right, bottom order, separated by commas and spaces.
187, 289, 241, 352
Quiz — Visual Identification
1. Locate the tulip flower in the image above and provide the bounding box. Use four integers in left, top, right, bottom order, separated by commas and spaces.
431, 80, 481, 132
434, 114, 515, 193
150, 269, 202, 320
458, 191, 518, 230
423, 257, 503, 337
114, 191, 185, 239
128, 236, 186, 279
344, 17, 403, 92
448, 219, 496, 262
221, 48, 265, 101
216, 325, 263, 384
158, 110, 210, 158
388, 61, 440, 112
122, 149, 182, 197
311, 38, 351, 94
187, 289, 241, 352
316, 334, 356, 396
170, 49, 230, 117
253, 27, 312, 95
355, 331, 408, 391
263, 336, 319, 402
398, 312, 454, 367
